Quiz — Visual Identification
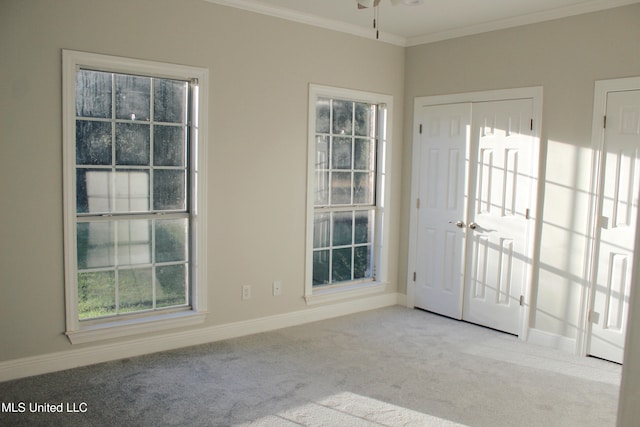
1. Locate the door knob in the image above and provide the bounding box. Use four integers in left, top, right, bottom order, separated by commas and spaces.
449, 220, 465, 228
469, 222, 477, 230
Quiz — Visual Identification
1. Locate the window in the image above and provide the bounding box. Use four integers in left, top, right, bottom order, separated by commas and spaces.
305, 85, 392, 303
63, 50, 208, 343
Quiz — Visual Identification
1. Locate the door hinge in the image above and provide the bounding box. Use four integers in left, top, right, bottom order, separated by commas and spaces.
519, 295, 524, 306
588, 310, 601, 324
530, 119, 533, 131
525, 208, 530, 220
419, 124, 423, 134
413, 272, 417, 282
603, 115, 607, 129
416, 198, 420, 209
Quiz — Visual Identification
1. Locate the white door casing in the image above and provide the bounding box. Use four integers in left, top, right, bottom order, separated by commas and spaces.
414, 103, 471, 319
588, 88, 640, 363
408, 88, 542, 338
463, 99, 536, 335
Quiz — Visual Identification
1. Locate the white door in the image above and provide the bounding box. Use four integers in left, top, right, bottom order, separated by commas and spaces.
463, 99, 536, 335
589, 89, 640, 363
414, 103, 471, 319
414, 98, 537, 335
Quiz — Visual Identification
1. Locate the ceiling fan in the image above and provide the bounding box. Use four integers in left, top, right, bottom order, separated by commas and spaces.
356, 0, 423, 39
356, 0, 423, 9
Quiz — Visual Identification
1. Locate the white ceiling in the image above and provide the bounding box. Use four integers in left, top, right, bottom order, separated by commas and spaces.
206, 0, 639, 46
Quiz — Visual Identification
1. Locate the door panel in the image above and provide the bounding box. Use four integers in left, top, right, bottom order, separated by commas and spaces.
589, 89, 640, 363
414, 103, 471, 319
463, 99, 535, 335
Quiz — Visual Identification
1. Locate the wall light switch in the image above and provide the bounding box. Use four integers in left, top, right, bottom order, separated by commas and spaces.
242, 285, 251, 300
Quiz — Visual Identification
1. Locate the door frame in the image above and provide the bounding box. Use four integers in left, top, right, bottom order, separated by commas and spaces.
580, 76, 640, 357
406, 86, 543, 340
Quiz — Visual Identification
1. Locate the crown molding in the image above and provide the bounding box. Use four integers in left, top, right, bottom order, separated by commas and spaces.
205, 0, 639, 48
404, 0, 640, 46
204, 0, 408, 46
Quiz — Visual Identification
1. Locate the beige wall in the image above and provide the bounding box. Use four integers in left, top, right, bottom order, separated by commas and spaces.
0, 0, 405, 361
402, 4, 640, 339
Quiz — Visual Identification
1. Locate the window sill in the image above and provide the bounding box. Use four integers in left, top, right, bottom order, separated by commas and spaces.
65, 310, 207, 344
304, 281, 387, 305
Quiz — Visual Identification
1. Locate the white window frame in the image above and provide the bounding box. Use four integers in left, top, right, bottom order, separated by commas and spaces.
305, 84, 392, 304
62, 50, 208, 344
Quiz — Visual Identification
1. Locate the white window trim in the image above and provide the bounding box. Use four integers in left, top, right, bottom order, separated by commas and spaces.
62, 50, 209, 344
305, 84, 392, 304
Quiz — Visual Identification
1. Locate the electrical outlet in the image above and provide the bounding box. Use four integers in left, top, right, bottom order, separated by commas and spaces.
242, 285, 251, 300
273, 280, 282, 296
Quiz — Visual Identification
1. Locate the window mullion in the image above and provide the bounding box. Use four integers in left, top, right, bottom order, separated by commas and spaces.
328, 99, 333, 207
152, 217, 157, 310
351, 210, 356, 282
149, 78, 155, 214
114, 221, 120, 315
328, 210, 334, 284
350, 101, 356, 207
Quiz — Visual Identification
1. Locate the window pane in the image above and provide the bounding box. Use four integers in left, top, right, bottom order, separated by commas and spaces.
354, 245, 372, 279
154, 170, 186, 211
116, 123, 150, 166
313, 250, 330, 286
156, 218, 187, 262
119, 268, 153, 313
78, 271, 115, 319
354, 210, 373, 244
354, 102, 374, 137
315, 171, 329, 206
76, 121, 112, 165
117, 220, 151, 265
354, 172, 375, 205
333, 211, 353, 247
77, 169, 112, 213
315, 98, 330, 133
332, 248, 352, 283
331, 171, 352, 205
116, 75, 150, 121
154, 79, 187, 124
156, 264, 187, 308
154, 126, 185, 166
332, 137, 352, 169
313, 213, 330, 249
332, 100, 352, 135
315, 135, 329, 170
77, 221, 114, 269
354, 138, 375, 171
114, 170, 150, 213
76, 70, 112, 118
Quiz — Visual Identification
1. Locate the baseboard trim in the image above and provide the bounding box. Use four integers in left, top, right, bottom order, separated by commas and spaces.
0, 292, 401, 382
527, 327, 577, 354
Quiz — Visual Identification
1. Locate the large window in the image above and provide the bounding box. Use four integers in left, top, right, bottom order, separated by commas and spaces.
306, 85, 392, 302
63, 51, 208, 343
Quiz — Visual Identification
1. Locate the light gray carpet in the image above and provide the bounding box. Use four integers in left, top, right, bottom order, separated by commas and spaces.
0, 306, 621, 426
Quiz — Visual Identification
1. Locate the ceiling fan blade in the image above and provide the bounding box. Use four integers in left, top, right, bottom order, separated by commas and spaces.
357, 0, 380, 9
